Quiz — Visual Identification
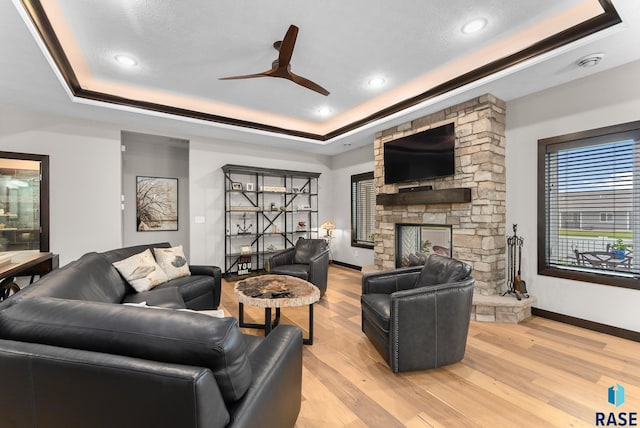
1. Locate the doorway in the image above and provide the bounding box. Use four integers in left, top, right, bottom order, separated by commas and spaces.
0, 152, 49, 253
120, 132, 190, 257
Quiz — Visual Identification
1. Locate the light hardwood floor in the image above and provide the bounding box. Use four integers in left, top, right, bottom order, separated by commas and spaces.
220, 265, 640, 427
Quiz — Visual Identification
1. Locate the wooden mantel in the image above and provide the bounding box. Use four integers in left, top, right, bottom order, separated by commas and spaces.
376, 188, 471, 206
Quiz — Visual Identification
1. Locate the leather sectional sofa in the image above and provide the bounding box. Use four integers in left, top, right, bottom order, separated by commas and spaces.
0, 243, 303, 428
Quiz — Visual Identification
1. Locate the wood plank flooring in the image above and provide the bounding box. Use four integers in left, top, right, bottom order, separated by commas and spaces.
219, 265, 640, 427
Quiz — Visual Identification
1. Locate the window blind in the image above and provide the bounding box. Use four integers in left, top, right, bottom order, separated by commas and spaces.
544, 136, 640, 276
351, 172, 375, 247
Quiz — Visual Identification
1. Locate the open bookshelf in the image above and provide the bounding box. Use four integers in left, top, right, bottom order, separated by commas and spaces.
222, 164, 320, 278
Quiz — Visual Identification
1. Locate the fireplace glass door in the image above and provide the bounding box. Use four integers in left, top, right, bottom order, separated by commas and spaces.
396, 224, 452, 267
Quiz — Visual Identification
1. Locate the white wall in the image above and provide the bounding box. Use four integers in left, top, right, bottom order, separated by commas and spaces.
506, 59, 640, 332
329, 145, 375, 268
0, 109, 122, 265
188, 139, 332, 267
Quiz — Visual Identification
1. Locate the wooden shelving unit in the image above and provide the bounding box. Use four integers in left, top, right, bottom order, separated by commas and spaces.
222, 164, 321, 278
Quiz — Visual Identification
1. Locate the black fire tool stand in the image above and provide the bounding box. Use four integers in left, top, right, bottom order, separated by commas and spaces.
503, 224, 529, 300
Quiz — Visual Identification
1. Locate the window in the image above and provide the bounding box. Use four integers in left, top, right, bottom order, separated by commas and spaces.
351, 172, 375, 249
600, 212, 614, 223
538, 120, 640, 290
561, 211, 582, 229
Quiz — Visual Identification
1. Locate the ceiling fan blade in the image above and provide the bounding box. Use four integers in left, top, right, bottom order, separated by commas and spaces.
219, 24, 330, 96
277, 25, 299, 68
219, 70, 272, 80
288, 71, 330, 96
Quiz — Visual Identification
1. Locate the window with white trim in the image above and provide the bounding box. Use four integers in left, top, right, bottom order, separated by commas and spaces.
538, 120, 640, 290
600, 212, 614, 223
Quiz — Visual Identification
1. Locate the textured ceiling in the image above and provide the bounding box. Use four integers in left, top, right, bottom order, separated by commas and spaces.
2, 0, 640, 154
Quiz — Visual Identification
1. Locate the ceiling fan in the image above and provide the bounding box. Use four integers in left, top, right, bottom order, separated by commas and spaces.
219, 25, 330, 96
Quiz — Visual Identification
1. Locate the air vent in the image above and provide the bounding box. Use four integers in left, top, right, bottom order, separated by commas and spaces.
577, 53, 604, 68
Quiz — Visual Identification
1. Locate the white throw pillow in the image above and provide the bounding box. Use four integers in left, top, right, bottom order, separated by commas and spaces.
112, 249, 169, 292
154, 245, 191, 280
180, 309, 225, 318
122, 303, 225, 318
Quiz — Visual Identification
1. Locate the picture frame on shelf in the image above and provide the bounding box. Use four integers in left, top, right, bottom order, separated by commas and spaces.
240, 245, 251, 255
237, 255, 251, 275
245, 182, 254, 191
231, 182, 243, 191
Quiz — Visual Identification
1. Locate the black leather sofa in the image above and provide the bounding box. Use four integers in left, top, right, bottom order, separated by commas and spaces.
0, 243, 303, 428
361, 254, 475, 373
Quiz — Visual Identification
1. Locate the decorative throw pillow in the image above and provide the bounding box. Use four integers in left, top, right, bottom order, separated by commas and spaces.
122, 303, 224, 318
112, 249, 169, 292
154, 245, 191, 280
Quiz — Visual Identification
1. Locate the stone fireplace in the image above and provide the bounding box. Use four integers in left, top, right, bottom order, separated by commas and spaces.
373, 94, 534, 322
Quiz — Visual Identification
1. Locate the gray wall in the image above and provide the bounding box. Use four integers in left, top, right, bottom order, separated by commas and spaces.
121, 131, 190, 257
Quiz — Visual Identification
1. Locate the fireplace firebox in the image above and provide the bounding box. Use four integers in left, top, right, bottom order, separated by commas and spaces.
395, 224, 452, 267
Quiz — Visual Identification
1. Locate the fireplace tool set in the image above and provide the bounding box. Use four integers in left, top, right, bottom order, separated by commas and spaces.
504, 224, 529, 300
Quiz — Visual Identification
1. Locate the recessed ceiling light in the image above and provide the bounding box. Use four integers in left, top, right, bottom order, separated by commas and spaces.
576, 53, 605, 68
114, 54, 137, 67
462, 18, 487, 34
367, 76, 386, 88
316, 106, 332, 117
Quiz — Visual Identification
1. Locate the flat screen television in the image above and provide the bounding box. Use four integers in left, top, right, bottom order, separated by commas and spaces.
383, 123, 455, 184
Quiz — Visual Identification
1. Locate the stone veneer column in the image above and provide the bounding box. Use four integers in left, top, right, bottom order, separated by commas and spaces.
373, 94, 506, 296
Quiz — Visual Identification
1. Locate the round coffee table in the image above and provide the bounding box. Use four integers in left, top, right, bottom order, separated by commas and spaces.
234, 274, 320, 345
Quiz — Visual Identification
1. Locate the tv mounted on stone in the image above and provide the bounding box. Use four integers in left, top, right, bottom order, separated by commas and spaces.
383, 123, 455, 184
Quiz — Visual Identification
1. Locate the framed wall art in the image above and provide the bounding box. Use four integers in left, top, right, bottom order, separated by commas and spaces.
136, 176, 178, 231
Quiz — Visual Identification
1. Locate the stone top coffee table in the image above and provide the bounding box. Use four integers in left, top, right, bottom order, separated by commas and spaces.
235, 274, 320, 345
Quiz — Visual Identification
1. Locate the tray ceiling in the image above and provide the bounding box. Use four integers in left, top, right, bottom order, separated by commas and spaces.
16, 0, 621, 141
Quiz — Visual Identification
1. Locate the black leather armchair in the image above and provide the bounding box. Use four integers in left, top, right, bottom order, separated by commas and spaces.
267, 238, 330, 297
361, 254, 475, 373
